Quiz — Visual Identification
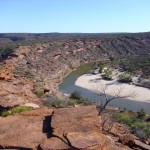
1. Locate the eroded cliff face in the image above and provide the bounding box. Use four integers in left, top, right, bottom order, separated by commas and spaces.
0, 35, 150, 107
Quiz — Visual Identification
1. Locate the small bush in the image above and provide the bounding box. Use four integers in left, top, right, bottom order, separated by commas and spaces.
118, 72, 132, 83
11, 106, 32, 114
1, 106, 32, 117
137, 109, 146, 119
68, 99, 78, 106
69, 91, 93, 106
70, 91, 81, 100
112, 113, 136, 125
109, 56, 115, 62
33, 90, 45, 98
102, 69, 112, 80
68, 97, 93, 106
78, 97, 93, 105
2, 111, 10, 117
98, 62, 105, 73
51, 99, 64, 108
113, 112, 150, 140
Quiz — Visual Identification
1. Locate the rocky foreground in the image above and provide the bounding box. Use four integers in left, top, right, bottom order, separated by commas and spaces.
0, 106, 133, 150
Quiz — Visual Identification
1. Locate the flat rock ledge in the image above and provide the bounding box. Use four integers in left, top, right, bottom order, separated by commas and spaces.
0, 106, 129, 150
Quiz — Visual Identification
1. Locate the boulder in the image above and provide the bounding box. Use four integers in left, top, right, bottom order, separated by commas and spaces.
0, 80, 38, 107
40, 137, 70, 150
65, 131, 105, 149
109, 122, 129, 136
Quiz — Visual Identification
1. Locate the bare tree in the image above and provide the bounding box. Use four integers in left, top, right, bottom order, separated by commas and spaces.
92, 82, 136, 115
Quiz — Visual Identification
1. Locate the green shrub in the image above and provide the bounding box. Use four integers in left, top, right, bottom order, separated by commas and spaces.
68, 99, 78, 106
33, 90, 45, 98
68, 98, 93, 106
113, 112, 150, 140
78, 97, 93, 105
11, 106, 32, 114
109, 56, 115, 62
137, 109, 146, 119
1, 106, 32, 117
118, 72, 132, 83
52, 99, 62, 108
2, 111, 10, 117
50, 99, 65, 108
112, 113, 136, 125
70, 91, 93, 106
102, 69, 112, 80
98, 62, 105, 73
70, 91, 81, 100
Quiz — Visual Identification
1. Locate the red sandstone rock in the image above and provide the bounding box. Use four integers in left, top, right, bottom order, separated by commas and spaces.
0, 106, 132, 150
41, 106, 102, 149
119, 135, 135, 147
65, 131, 105, 149
0, 116, 45, 149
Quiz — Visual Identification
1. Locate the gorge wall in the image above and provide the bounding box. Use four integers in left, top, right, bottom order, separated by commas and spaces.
0, 33, 150, 107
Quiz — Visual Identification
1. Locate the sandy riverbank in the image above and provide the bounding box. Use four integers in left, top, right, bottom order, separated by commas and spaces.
75, 74, 150, 103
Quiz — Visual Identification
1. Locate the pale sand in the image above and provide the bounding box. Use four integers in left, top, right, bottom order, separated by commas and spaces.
75, 74, 150, 103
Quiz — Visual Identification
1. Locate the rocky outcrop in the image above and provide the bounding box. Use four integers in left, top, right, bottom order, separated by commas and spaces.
40, 106, 130, 150
40, 106, 102, 149
0, 109, 54, 149
0, 61, 15, 80
0, 77, 39, 107
65, 131, 105, 149
109, 122, 129, 137
0, 106, 130, 150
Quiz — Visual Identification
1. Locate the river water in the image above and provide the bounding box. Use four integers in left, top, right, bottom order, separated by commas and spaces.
59, 63, 150, 114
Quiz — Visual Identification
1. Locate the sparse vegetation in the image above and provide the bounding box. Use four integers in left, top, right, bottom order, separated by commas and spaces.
11, 106, 32, 114
43, 98, 65, 108
118, 72, 132, 83
50, 99, 65, 108
101, 68, 112, 80
69, 91, 93, 106
2, 111, 10, 117
43, 91, 93, 108
137, 109, 146, 119
70, 90, 81, 100
33, 90, 45, 98
68, 97, 93, 106
25, 70, 34, 79
120, 55, 150, 79
112, 112, 150, 140
1, 106, 32, 117
67, 99, 78, 106
98, 62, 105, 73
109, 56, 115, 62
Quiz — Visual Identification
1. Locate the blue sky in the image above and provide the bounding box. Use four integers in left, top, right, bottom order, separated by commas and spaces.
0, 0, 150, 33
